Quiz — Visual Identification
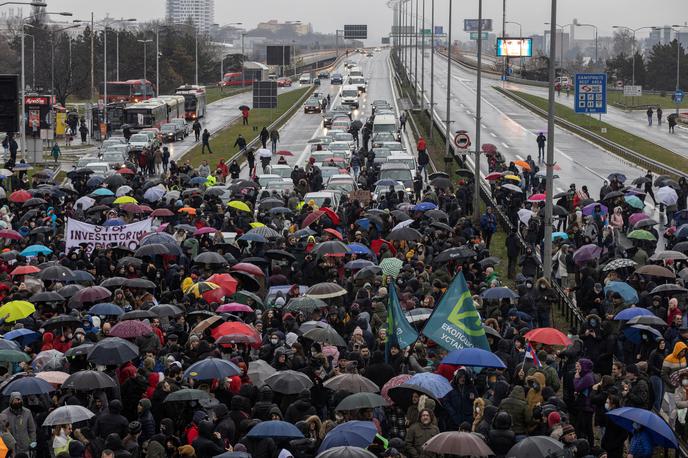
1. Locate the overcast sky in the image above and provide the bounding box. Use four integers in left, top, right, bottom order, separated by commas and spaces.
42, 0, 687, 43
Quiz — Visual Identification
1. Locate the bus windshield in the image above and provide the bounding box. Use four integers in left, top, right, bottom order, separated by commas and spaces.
182, 95, 198, 111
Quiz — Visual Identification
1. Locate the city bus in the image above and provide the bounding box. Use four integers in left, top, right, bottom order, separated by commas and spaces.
98, 79, 155, 103
155, 95, 186, 120
175, 85, 207, 120
219, 72, 254, 87
123, 100, 168, 131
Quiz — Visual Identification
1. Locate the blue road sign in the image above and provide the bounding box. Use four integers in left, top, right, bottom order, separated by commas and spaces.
675, 90, 684, 104
574, 73, 607, 114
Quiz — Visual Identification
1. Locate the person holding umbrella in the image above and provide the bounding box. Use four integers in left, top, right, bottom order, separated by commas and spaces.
240, 105, 250, 125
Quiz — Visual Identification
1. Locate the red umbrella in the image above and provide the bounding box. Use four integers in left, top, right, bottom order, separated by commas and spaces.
485, 172, 503, 181
371, 239, 396, 256
528, 194, 546, 202
9, 190, 31, 203
138, 205, 153, 213
524, 327, 572, 346
212, 321, 261, 348
0, 229, 23, 240
109, 320, 153, 339
231, 262, 264, 277
206, 273, 239, 296
324, 228, 343, 241
301, 210, 325, 228
202, 288, 226, 304
481, 144, 498, 154
121, 203, 143, 214
276, 150, 293, 156
381, 374, 412, 404
151, 208, 174, 217
320, 207, 341, 225
216, 302, 253, 313
117, 168, 135, 175
194, 227, 218, 236
10, 265, 41, 276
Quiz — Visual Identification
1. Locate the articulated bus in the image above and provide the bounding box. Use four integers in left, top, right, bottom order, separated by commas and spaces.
98, 79, 155, 103
157, 95, 186, 120
175, 85, 207, 120
123, 100, 168, 131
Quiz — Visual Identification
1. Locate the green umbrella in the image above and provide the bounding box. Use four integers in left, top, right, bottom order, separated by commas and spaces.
624, 195, 645, 209
232, 290, 264, 308
284, 296, 329, 313
0, 349, 31, 362
628, 230, 657, 241
379, 258, 403, 279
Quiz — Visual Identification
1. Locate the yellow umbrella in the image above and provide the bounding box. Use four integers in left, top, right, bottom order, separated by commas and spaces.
113, 196, 138, 204
184, 281, 221, 298
0, 301, 35, 322
250, 222, 265, 228
228, 200, 251, 212
296, 201, 306, 210
503, 174, 521, 182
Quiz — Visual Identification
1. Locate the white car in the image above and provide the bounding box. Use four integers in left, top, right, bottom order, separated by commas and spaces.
299, 73, 313, 85
326, 174, 357, 193
304, 191, 340, 211
128, 133, 152, 152
77, 155, 101, 168
86, 162, 113, 177
269, 165, 293, 180
257, 174, 284, 190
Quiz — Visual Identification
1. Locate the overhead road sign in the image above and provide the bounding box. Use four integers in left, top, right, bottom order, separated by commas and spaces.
253, 81, 277, 109
434, 26, 444, 35
470, 32, 489, 40
575, 73, 607, 114
623, 85, 642, 97
464, 19, 492, 32
344, 25, 367, 40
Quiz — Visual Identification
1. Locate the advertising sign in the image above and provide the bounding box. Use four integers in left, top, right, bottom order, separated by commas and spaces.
496, 38, 533, 57
575, 73, 607, 114
675, 89, 684, 104
65, 218, 153, 256
464, 19, 492, 32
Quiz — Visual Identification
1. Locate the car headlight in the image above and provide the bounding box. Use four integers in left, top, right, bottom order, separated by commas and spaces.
405, 187, 412, 192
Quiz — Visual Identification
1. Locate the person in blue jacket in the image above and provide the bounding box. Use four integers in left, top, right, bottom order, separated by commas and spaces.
442, 367, 477, 430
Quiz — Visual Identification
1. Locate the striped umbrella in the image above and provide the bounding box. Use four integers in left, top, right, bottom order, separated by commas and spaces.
185, 281, 222, 298
379, 257, 403, 278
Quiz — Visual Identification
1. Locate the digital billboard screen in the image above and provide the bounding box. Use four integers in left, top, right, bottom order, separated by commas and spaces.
496, 38, 533, 57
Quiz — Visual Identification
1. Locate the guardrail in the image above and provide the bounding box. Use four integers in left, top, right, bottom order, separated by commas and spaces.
497, 88, 687, 178
391, 51, 586, 327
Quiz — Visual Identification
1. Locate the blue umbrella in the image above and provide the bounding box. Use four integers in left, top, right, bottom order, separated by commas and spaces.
605, 281, 639, 305
413, 202, 437, 212
88, 303, 124, 316
614, 307, 654, 321
406, 372, 453, 398
623, 324, 663, 344
86, 176, 104, 188
552, 231, 569, 240
318, 421, 377, 453
442, 348, 506, 369
606, 407, 678, 448
3, 328, 39, 346
246, 420, 304, 439
0, 339, 20, 351
103, 218, 125, 227
183, 358, 241, 380
608, 173, 627, 183
677, 224, 688, 240
190, 176, 207, 186
293, 228, 316, 238
345, 259, 375, 270
2, 376, 55, 395
347, 243, 373, 256
480, 287, 519, 301
355, 218, 381, 231
90, 188, 114, 197
238, 233, 267, 243
71, 270, 95, 282
20, 244, 52, 257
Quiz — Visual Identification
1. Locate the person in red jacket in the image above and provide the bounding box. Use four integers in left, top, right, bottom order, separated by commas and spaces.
417, 136, 427, 153
216, 159, 229, 180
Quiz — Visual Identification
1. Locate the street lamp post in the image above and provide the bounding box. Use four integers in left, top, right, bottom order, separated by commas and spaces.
420, 0, 425, 111
114, 19, 137, 81
670, 25, 686, 115
137, 39, 153, 82
612, 26, 656, 87
544, 22, 571, 72
429, 0, 434, 139
23, 32, 34, 89
472, 0, 483, 222
575, 23, 598, 64
444, 0, 452, 161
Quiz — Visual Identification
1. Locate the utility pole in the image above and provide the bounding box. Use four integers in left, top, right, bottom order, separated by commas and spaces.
414, 0, 418, 94
543, 0, 558, 278
90, 11, 94, 100
429, 0, 434, 140
420, 0, 425, 111
444, 0, 452, 159
473, 0, 483, 222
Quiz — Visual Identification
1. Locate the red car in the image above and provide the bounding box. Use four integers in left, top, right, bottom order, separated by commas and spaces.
277, 78, 292, 87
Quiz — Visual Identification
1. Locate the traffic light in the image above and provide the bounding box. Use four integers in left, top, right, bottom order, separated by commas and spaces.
0, 75, 19, 134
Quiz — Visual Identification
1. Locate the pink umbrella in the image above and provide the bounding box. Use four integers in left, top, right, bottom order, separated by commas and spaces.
194, 226, 219, 236
629, 213, 649, 227
36, 371, 69, 385
109, 320, 152, 339
528, 193, 546, 202
156, 223, 169, 233
382, 374, 412, 404
216, 302, 253, 313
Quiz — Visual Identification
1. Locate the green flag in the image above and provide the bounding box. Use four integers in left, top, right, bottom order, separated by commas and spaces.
386, 283, 419, 355
422, 271, 490, 352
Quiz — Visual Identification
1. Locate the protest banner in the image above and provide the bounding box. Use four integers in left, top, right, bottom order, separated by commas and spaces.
65, 218, 152, 255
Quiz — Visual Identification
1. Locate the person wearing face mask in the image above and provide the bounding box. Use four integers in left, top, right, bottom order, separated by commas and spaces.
600, 395, 627, 458
673, 372, 688, 435
517, 282, 536, 325
1, 392, 35, 456
259, 332, 283, 363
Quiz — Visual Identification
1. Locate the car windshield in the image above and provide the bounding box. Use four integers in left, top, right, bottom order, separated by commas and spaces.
342, 90, 358, 97
389, 158, 415, 169
130, 134, 148, 142
306, 99, 319, 105
328, 181, 353, 192
102, 153, 123, 161
380, 169, 412, 182
334, 133, 353, 142
271, 168, 292, 179
161, 125, 176, 132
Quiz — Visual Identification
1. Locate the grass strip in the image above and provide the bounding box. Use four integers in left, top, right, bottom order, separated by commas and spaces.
204, 86, 250, 104
182, 87, 311, 167
498, 88, 688, 173
607, 91, 687, 110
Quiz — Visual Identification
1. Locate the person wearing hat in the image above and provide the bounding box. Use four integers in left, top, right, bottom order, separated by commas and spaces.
137, 399, 155, 442
1, 392, 35, 455
622, 364, 651, 410
191, 420, 226, 458
122, 422, 141, 457
177, 445, 196, 458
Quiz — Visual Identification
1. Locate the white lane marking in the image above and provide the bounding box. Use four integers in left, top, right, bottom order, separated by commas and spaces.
502, 142, 510, 149
490, 132, 497, 138
516, 154, 524, 160
481, 123, 487, 129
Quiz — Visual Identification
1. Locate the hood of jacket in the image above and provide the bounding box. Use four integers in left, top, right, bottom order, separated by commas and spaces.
526, 371, 546, 389
198, 420, 215, 439
666, 341, 688, 364
579, 358, 593, 375
508, 385, 526, 402
493, 411, 512, 430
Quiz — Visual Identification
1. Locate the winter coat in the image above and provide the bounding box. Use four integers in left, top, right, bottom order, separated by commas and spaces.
574, 358, 595, 413
443, 383, 477, 429
499, 386, 529, 435
662, 341, 687, 393
192, 421, 225, 458
404, 420, 439, 458
488, 411, 516, 458
284, 391, 316, 424
94, 400, 129, 438
1, 393, 36, 454
525, 372, 546, 413
251, 386, 280, 421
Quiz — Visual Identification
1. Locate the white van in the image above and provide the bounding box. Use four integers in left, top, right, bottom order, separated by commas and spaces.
299, 73, 313, 85
340, 85, 360, 109
373, 114, 397, 136
348, 76, 367, 93
348, 66, 363, 78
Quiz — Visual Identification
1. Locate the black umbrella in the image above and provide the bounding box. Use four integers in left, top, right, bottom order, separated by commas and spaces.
124, 278, 157, 289
230, 271, 261, 291
350, 120, 363, 130
258, 198, 285, 210
430, 176, 452, 188
507, 436, 564, 458
194, 252, 228, 265
134, 243, 169, 257
478, 256, 501, 268
150, 304, 184, 317
57, 284, 83, 298
634, 219, 659, 229
120, 309, 157, 321
100, 277, 128, 288
117, 257, 142, 268
87, 338, 139, 365
303, 327, 346, 346
602, 190, 625, 201
483, 325, 502, 340
265, 370, 314, 394
387, 227, 423, 241
626, 315, 668, 327
85, 205, 110, 214
335, 392, 388, 411
238, 105, 250, 111
284, 296, 328, 313
434, 247, 477, 263
430, 221, 453, 232
390, 210, 410, 221
163, 388, 210, 403
632, 176, 651, 186
65, 343, 94, 358
43, 315, 81, 329
62, 370, 116, 391
650, 283, 688, 295
429, 172, 449, 180
265, 249, 296, 262
29, 291, 64, 303
425, 209, 449, 221
104, 174, 126, 187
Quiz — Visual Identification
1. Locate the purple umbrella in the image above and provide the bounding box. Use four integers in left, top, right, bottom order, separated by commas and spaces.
71, 286, 112, 304
572, 244, 606, 265
109, 320, 153, 339
629, 213, 649, 227
582, 203, 608, 216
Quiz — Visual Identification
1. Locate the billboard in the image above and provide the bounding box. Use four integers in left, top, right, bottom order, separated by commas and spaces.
344, 24, 367, 40
464, 19, 492, 32
266, 45, 291, 66
391, 25, 415, 36
496, 38, 533, 57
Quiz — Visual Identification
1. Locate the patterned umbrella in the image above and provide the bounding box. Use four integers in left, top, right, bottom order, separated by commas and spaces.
324, 374, 380, 393
602, 258, 637, 271
185, 281, 222, 298
379, 257, 403, 278
306, 282, 347, 299
247, 226, 281, 239
109, 320, 153, 339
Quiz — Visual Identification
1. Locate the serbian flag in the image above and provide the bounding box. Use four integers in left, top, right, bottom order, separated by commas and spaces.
527, 343, 543, 368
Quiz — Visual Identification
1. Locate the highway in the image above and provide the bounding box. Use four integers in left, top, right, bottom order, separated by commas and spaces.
406, 47, 655, 211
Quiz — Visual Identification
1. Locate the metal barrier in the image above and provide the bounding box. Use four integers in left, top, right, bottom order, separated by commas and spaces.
391, 52, 585, 327
498, 88, 687, 178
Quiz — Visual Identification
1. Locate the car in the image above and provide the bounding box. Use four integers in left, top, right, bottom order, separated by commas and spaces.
257, 174, 285, 190
387, 154, 418, 178
374, 47, 381, 52
372, 132, 398, 145
303, 97, 322, 113
379, 163, 413, 190
305, 186, 341, 206
311, 151, 335, 164
329, 141, 354, 155
277, 77, 292, 87
322, 109, 351, 128
371, 147, 393, 165
269, 165, 293, 180
140, 129, 162, 149
332, 132, 354, 144
318, 71, 330, 79
100, 138, 127, 151
331, 119, 351, 132
348, 76, 367, 93
344, 61, 355, 69
348, 66, 363, 78
373, 183, 408, 202
170, 118, 190, 137
101, 149, 128, 168
86, 162, 113, 177
326, 174, 357, 194
366, 52, 374, 57
76, 155, 100, 168
128, 133, 153, 152
161, 123, 184, 142
330, 73, 344, 84
265, 180, 294, 195
299, 73, 313, 85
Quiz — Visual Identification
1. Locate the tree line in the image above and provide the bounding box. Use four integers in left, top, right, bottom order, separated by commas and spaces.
606, 40, 687, 92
